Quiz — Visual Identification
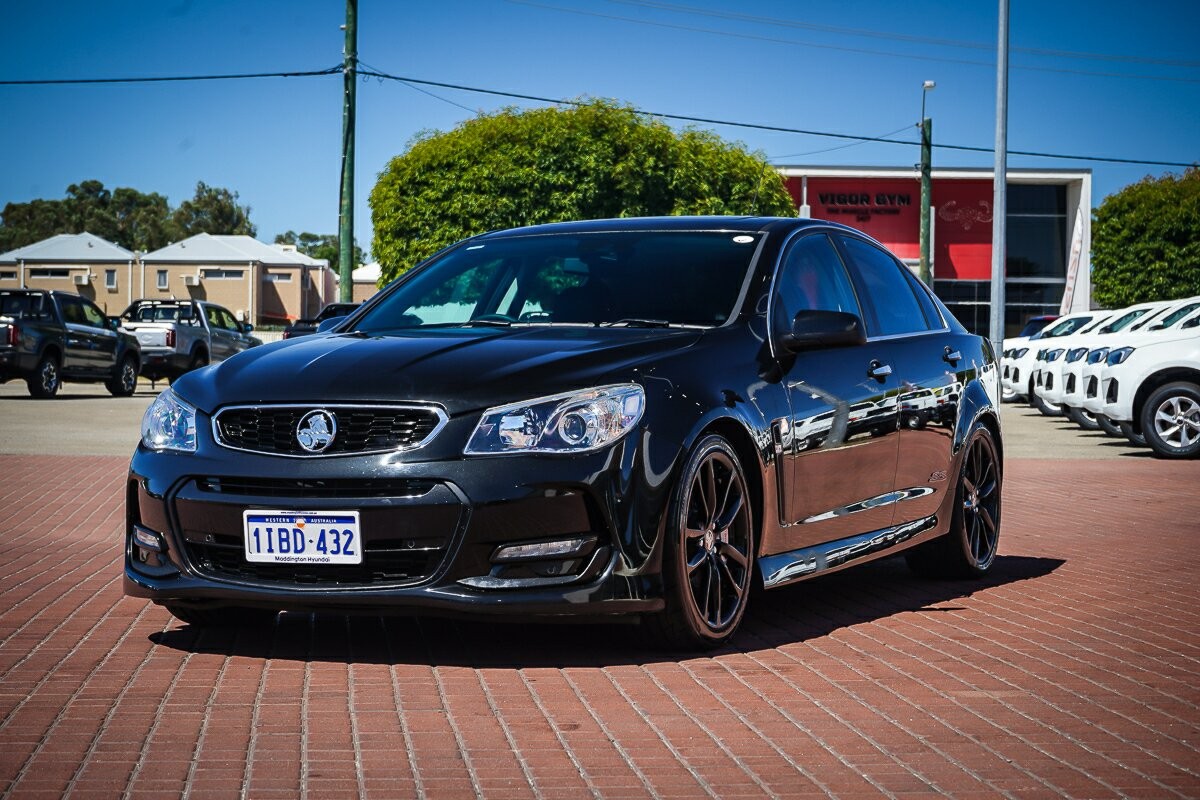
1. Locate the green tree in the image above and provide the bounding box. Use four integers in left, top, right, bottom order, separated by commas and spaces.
1092, 166, 1200, 307
369, 99, 794, 281
0, 179, 251, 253
274, 231, 365, 275
170, 181, 256, 239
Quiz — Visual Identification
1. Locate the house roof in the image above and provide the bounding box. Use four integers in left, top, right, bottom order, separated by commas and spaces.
353, 262, 381, 282
0, 232, 135, 264
142, 233, 328, 267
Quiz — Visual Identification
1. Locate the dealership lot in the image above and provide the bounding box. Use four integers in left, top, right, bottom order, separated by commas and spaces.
1, 385, 1198, 797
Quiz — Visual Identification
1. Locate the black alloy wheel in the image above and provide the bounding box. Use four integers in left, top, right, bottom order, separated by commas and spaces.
107, 356, 139, 397
26, 353, 60, 399
653, 435, 754, 648
907, 424, 1002, 578
1140, 382, 1200, 460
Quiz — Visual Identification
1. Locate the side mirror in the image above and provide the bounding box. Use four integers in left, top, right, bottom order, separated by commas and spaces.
107, 316, 121, 330
241, 322, 254, 333
781, 310, 866, 352
316, 316, 347, 334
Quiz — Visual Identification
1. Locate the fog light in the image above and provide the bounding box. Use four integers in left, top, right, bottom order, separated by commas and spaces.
133, 524, 165, 552
492, 535, 596, 563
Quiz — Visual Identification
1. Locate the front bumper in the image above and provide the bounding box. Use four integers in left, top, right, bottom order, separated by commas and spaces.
123, 418, 673, 620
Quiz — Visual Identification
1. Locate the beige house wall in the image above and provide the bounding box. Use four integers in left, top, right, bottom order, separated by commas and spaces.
352, 280, 380, 304
0, 261, 138, 315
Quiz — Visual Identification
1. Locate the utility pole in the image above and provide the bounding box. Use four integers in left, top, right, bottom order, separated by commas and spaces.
338, 0, 357, 303
918, 80, 935, 286
989, 0, 1009, 351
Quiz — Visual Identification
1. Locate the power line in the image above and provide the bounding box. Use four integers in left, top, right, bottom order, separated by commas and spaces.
0, 67, 342, 86
3, 65, 1194, 168
357, 68, 1196, 168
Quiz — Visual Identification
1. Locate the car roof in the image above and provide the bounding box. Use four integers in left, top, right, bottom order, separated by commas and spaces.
471, 216, 856, 240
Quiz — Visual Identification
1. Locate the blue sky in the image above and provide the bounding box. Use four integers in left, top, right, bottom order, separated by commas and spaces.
2, 0, 1197, 259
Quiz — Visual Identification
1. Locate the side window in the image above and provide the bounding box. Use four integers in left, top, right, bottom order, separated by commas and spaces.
838, 236, 929, 337
80, 300, 108, 328
901, 269, 944, 329
59, 295, 85, 324
775, 234, 862, 323
204, 305, 221, 329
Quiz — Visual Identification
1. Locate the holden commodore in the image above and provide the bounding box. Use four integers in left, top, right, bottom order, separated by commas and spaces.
125, 216, 1003, 648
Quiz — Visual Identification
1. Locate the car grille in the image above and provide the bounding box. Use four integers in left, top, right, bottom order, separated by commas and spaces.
213, 404, 445, 457
184, 534, 445, 586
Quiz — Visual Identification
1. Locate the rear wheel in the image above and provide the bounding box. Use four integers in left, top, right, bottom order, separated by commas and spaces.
106, 355, 138, 397
26, 352, 60, 398
188, 349, 209, 373
1140, 382, 1200, 459
164, 604, 277, 628
907, 424, 1002, 578
649, 435, 754, 649
1065, 406, 1101, 431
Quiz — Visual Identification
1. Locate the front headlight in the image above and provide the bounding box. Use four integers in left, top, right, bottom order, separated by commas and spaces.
1087, 347, 1110, 365
1066, 347, 1089, 363
1107, 347, 1135, 366
1045, 348, 1065, 362
141, 388, 197, 452
1014, 347, 1029, 358
465, 384, 645, 455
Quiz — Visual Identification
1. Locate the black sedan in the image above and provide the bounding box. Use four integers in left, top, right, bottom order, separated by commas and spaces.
125, 216, 1003, 648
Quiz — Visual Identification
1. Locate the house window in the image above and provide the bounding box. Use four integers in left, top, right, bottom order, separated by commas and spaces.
157, 270, 168, 290
0, 270, 16, 281
105, 269, 117, 290
264, 272, 292, 282
30, 269, 70, 279
200, 269, 246, 280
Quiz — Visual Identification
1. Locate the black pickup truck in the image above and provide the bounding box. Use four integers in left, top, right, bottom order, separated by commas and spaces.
0, 289, 141, 398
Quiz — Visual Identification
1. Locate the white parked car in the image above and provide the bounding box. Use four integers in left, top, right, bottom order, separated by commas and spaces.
1058, 298, 1200, 430
1031, 300, 1177, 418
1087, 309, 1200, 458
1001, 312, 1102, 406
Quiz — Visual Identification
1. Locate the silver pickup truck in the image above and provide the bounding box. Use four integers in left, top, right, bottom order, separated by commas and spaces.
119, 299, 261, 382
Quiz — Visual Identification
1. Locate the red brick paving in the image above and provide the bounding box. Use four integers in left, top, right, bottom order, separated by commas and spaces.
1, 454, 1198, 799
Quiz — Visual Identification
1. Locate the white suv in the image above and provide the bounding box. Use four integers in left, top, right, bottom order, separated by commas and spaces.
1001, 312, 1102, 406
1086, 309, 1200, 458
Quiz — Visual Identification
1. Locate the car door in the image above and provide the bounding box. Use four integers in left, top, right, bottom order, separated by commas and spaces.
55, 294, 104, 373
775, 232, 901, 548
834, 235, 965, 528
204, 304, 238, 362
78, 297, 120, 373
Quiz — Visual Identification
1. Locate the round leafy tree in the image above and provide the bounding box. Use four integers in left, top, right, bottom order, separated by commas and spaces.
1091, 166, 1200, 307
369, 99, 795, 282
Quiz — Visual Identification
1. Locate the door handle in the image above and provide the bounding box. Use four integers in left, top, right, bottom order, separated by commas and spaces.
943, 347, 962, 365
868, 360, 892, 381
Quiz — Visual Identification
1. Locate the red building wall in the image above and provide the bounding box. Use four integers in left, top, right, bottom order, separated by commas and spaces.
786, 177, 995, 281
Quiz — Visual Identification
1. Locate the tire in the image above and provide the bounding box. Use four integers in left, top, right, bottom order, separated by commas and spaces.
1001, 385, 1018, 403
1119, 421, 1147, 447
1139, 382, 1200, 460
164, 604, 277, 628
1065, 406, 1101, 431
1030, 386, 1063, 417
648, 434, 755, 649
25, 352, 61, 398
1096, 414, 1124, 438
188, 349, 209, 373
906, 424, 1002, 579
106, 355, 138, 397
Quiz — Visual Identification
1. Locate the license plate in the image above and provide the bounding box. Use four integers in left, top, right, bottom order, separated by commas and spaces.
243, 510, 362, 565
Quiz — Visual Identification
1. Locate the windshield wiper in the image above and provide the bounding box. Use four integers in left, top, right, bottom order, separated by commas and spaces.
601, 318, 674, 328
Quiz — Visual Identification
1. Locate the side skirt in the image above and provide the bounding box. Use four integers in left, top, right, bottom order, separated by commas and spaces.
759, 514, 939, 589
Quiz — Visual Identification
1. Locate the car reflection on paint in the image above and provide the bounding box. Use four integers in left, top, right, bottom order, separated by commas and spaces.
124, 216, 1003, 649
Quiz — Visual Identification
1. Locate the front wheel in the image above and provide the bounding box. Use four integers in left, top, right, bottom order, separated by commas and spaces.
1119, 421, 1147, 447
1096, 414, 1124, 438
1030, 388, 1063, 417
106, 355, 138, 397
1140, 382, 1200, 459
907, 424, 1002, 578
1065, 406, 1101, 431
649, 435, 754, 649
26, 353, 61, 398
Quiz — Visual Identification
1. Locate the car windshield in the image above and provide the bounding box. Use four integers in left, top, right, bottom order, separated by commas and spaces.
1035, 315, 1095, 339
352, 230, 763, 333
1018, 317, 1054, 337
1099, 307, 1155, 333
0, 292, 49, 319
127, 304, 188, 322
1150, 301, 1200, 329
